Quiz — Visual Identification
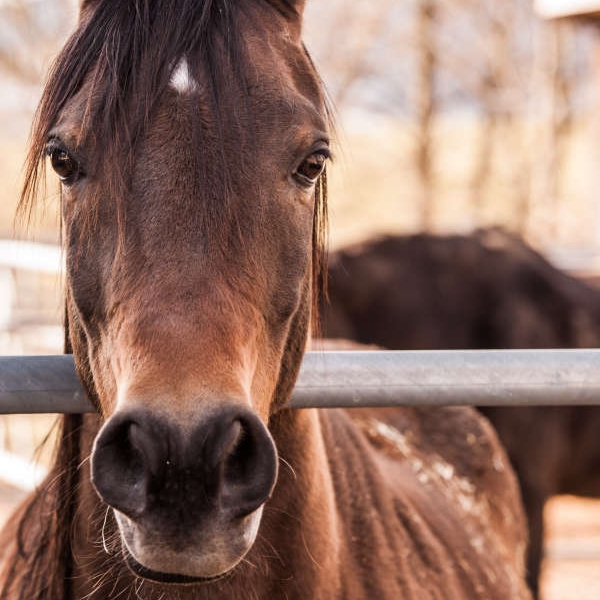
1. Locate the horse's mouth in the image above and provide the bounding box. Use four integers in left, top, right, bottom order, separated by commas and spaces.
122, 546, 234, 586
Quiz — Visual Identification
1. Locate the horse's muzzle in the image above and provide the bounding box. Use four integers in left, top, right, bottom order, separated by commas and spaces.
91, 404, 278, 548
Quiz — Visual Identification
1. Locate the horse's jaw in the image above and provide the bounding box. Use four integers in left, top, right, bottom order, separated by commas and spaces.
113, 504, 264, 583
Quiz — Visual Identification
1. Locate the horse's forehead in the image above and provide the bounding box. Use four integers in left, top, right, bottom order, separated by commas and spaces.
157, 55, 327, 150
55, 32, 323, 147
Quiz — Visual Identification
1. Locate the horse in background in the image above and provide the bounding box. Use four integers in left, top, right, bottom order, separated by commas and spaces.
0, 2, 532, 598
320, 227, 600, 598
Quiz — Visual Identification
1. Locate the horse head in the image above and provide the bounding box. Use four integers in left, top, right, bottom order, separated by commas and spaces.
23, 0, 328, 583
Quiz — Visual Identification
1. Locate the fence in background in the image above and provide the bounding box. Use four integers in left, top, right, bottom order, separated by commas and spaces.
0, 240, 62, 334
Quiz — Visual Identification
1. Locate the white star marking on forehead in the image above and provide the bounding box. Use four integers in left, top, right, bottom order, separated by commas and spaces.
170, 57, 199, 94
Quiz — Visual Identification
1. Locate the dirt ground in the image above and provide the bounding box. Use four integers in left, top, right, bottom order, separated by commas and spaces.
0, 480, 597, 599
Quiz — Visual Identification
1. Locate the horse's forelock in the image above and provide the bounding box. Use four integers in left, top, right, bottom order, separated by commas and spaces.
20, 0, 240, 225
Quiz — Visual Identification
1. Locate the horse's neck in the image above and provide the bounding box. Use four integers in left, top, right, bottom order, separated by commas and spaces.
70, 409, 343, 600
261, 409, 343, 593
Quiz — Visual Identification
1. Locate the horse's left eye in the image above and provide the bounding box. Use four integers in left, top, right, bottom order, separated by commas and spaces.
294, 151, 328, 186
46, 142, 80, 184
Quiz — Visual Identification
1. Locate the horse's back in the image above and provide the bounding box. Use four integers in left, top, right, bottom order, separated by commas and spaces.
320, 405, 531, 600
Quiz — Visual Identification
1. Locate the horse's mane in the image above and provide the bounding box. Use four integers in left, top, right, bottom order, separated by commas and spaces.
5, 2, 330, 597
0, 415, 83, 599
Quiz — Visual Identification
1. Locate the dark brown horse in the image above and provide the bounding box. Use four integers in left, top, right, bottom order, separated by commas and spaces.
320, 228, 600, 599
0, 3, 531, 599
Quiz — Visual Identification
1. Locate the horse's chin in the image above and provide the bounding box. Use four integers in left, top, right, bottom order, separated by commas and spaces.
113, 506, 263, 585
122, 546, 235, 586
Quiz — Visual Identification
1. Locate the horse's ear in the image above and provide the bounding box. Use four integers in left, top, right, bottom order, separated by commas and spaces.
79, 0, 98, 19
273, 0, 307, 38
283, 0, 307, 13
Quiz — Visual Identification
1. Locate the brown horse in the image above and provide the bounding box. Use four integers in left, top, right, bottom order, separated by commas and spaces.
320, 228, 600, 599
0, 3, 531, 599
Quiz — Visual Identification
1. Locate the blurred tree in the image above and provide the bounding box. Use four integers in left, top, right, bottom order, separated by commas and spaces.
415, 0, 437, 230
318, 0, 595, 242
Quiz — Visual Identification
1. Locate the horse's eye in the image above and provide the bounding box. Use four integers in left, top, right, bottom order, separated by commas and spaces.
294, 151, 328, 186
47, 143, 80, 183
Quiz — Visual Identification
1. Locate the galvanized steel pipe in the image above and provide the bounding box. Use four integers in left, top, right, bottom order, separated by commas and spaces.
0, 350, 599, 414
296, 350, 600, 408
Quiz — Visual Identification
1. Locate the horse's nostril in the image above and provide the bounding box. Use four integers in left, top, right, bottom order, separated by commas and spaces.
129, 421, 167, 479
91, 413, 163, 519
206, 418, 243, 470
225, 422, 254, 483
220, 413, 279, 518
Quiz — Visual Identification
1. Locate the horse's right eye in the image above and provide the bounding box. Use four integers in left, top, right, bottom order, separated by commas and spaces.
47, 142, 80, 184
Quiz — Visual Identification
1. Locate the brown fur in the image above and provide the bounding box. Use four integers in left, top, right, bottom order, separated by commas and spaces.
320, 228, 600, 598
1, 407, 530, 600
1, 3, 530, 599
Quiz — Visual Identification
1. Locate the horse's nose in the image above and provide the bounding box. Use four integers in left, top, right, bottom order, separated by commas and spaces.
91, 405, 278, 523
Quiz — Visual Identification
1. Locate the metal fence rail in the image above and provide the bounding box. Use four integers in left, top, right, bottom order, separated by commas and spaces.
0, 350, 599, 413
